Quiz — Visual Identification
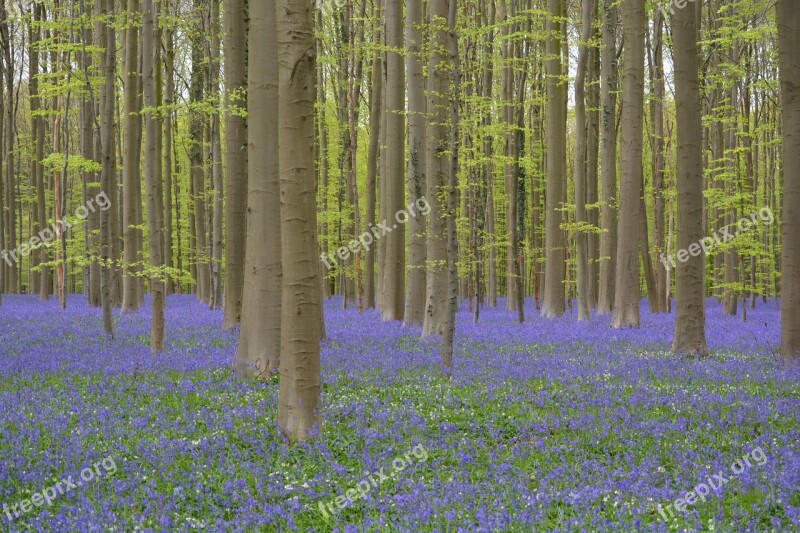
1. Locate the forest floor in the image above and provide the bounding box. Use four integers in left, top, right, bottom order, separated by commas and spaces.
0, 294, 797, 532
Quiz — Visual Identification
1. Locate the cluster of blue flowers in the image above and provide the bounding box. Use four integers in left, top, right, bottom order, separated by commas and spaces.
0, 293, 797, 531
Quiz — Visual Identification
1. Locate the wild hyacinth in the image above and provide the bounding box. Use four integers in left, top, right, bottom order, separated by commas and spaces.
0, 294, 797, 531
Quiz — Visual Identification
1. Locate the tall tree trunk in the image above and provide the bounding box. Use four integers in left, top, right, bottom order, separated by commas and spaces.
640, 191, 658, 312
500, 0, 519, 313
348, 0, 366, 311
403, 0, 426, 325
79, 0, 101, 307
483, 0, 496, 307
276, 0, 322, 442
110, 62, 122, 307
335, 3, 355, 307
317, 46, 332, 301
25, 15, 39, 297
382, 0, 405, 321
163, 26, 175, 296
209, 0, 224, 310
189, 3, 210, 304
422, 0, 450, 338
586, 35, 600, 310
377, 67, 386, 312
30, 3, 49, 301
0, 39, 4, 299
541, 0, 566, 318
531, 96, 543, 310
154, 2, 164, 297
98, 0, 115, 335
0, 0, 16, 294
142, 0, 164, 351
122, 0, 141, 312
364, 0, 382, 310
52, 22, 66, 310
442, 0, 458, 376
135, 45, 145, 309
221, 0, 247, 324
671, 0, 706, 354
597, 0, 617, 315
778, 0, 800, 364
611, 0, 644, 329
573, 0, 595, 321
723, 46, 740, 317
649, 9, 668, 313
235, 0, 281, 378
710, 92, 724, 300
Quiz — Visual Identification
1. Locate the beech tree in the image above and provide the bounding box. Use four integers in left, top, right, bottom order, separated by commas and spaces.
0, 0, 16, 294
189, 0, 210, 304
611, 0, 644, 329
276, 0, 322, 441
422, 0, 450, 338
597, 0, 618, 315
442, 0, 458, 374
97, 0, 115, 335
29, 2, 49, 302
141, 0, 165, 352
404, 0, 426, 326
671, 0, 707, 355
208, 0, 224, 310
235, 0, 281, 379
382, 0, 405, 321
541, 0, 566, 318
574, 0, 596, 321
364, 0, 382, 310
121, 0, 142, 312
222, 0, 248, 328
779, 0, 800, 364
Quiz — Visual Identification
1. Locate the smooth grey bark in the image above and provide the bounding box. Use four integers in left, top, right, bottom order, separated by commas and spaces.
499, 0, 519, 313
541, 0, 566, 318
671, 0, 706, 354
382, 0, 405, 321
422, 0, 449, 338
649, 9, 668, 313
597, 0, 617, 315
586, 33, 600, 311
574, 0, 596, 321
235, 0, 281, 378
442, 0, 458, 376
364, 0, 382, 310
30, 2, 49, 301
163, 27, 175, 296
208, 0, 224, 310
403, 0, 426, 325
189, 7, 210, 304
483, 0, 496, 307
611, 0, 644, 329
98, 0, 115, 335
142, 0, 165, 351
316, 26, 332, 302
78, 0, 100, 307
778, 0, 800, 364
0, 0, 16, 294
276, 0, 322, 442
121, 0, 142, 312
